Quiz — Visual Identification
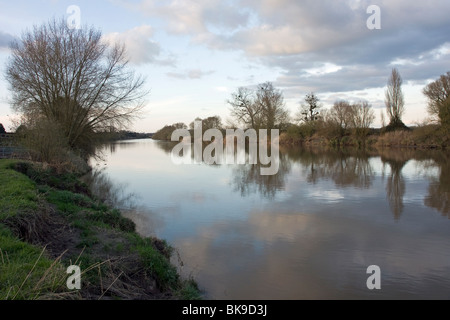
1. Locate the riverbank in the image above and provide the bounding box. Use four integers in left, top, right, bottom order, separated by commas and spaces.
280, 124, 449, 150
0, 159, 201, 300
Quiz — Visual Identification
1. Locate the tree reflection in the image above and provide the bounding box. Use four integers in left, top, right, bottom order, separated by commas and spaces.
280, 146, 450, 220
230, 152, 291, 199
424, 153, 450, 217
91, 141, 450, 220
82, 167, 138, 210
153, 140, 178, 154
379, 148, 450, 220
113, 139, 450, 218
96, 140, 150, 156
230, 147, 377, 200
283, 147, 375, 188
382, 159, 406, 220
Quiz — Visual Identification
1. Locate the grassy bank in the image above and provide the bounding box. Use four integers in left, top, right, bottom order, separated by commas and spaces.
0, 159, 201, 300
280, 123, 449, 150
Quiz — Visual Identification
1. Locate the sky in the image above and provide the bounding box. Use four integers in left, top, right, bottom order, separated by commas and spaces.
0, 0, 449, 133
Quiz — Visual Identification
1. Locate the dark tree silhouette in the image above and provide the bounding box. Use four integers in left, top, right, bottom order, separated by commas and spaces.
298, 92, 321, 122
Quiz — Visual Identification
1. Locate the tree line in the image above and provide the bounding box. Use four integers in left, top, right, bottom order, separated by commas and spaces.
154, 68, 449, 148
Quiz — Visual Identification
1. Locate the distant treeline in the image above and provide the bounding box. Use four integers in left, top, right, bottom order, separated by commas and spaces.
153, 70, 450, 150
106, 130, 153, 141
152, 117, 222, 141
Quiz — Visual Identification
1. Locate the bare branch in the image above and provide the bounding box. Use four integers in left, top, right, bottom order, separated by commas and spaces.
385, 68, 405, 127
5, 18, 148, 158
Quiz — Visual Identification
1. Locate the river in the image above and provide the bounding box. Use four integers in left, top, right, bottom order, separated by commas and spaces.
90, 138, 450, 300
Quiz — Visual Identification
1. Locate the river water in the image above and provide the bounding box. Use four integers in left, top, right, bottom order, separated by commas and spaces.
90, 138, 450, 300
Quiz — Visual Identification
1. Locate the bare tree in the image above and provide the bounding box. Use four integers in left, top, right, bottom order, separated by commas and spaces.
380, 110, 386, 128
228, 82, 289, 130
5, 18, 147, 158
255, 82, 289, 130
204, 116, 223, 130
297, 92, 321, 123
385, 68, 406, 129
423, 71, 450, 126
173, 123, 188, 130
350, 101, 375, 141
189, 116, 222, 132
329, 100, 353, 130
228, 87, 261, 129
321, 100, 354, 142
153, 122, 187, 141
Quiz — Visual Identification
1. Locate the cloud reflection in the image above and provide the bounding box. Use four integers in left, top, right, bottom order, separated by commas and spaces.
174, 206, 450, 299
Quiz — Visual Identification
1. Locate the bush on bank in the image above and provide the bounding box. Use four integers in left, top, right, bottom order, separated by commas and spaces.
280, 122, 448, 149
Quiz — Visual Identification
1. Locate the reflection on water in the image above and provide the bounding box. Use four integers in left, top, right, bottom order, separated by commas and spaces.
82, 167, 138, 210
153, 140, 177, 154
91, 139, 450, 299
423, 153, 450, 217
230, 152, 291, 199
282, 147, 375, 188
382, 154, 407, 220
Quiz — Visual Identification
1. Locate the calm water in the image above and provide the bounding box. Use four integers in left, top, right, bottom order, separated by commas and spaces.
91, 139, 450, 300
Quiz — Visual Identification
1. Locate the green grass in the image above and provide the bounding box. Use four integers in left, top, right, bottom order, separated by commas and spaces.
126, 234, 203, 299
0, 225, 67, 300
127, 233, 179, 290
44, 188, 135, 233
176, 278, 203, 300
0, 160, 38, 220
13, 161, 90, 194
0, 160, 69, 299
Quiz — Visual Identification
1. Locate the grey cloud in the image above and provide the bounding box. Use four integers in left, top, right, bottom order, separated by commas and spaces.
0, 31, 15, 49
203, 2, 250, 31
135, 0, 450, 95
242, 0, 367, 30
228, 2, 450, 70
273, 35, 450, 96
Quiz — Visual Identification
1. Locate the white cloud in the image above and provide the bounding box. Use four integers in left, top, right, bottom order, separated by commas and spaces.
305, 63, 343, 76
138, 0, 249, 36
103, 25, 172, 65
166, 69, 215, 80
215, 86, 229, 93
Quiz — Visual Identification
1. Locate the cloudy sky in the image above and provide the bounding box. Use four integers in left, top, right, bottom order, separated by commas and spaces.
0, 0, 449, 132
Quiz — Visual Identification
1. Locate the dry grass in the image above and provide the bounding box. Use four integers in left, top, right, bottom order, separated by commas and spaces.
376, 130, 416, 147
376, 124, 448, 149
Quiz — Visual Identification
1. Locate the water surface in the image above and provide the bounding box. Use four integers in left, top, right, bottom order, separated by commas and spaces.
91, 139, 450, 299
